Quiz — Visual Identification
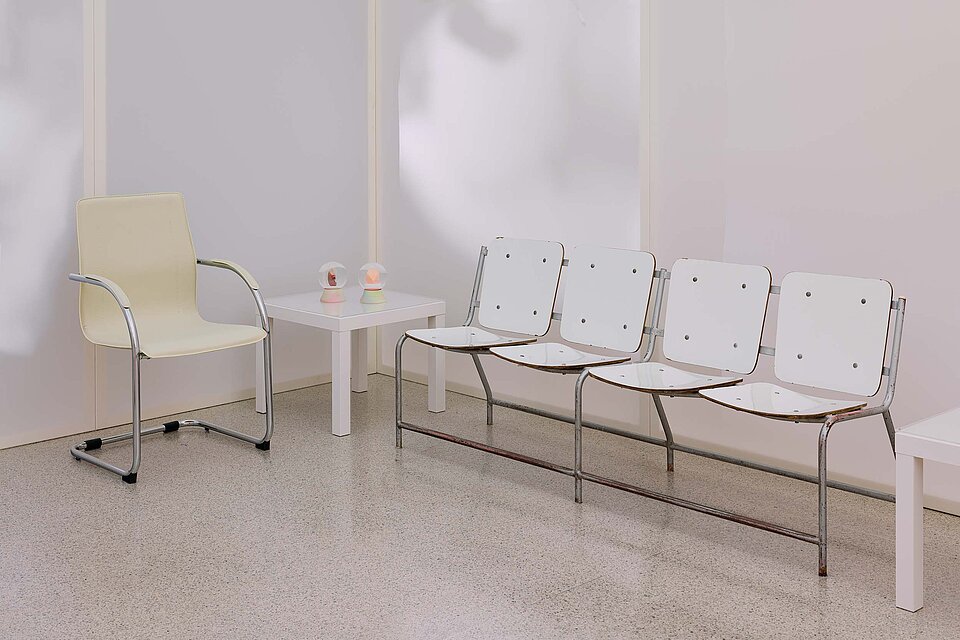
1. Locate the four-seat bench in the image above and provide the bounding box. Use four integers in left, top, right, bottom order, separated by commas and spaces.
396, 237, 907, 577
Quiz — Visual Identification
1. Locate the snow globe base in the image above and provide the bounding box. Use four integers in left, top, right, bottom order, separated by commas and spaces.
321, 288, 345, 303
360, 289, 385, 304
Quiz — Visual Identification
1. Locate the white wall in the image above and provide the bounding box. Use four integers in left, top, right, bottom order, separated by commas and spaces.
0, 1, 93, 447
648, 1, 726, 264
643, 0, 960, 509
713, 0, 960, 505
380, 1, 960, 510
5, 1, 960, 513
378, 0, 651, 429
100, 0, 368, 426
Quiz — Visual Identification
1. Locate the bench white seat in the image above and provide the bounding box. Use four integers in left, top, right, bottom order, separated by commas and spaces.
405, 326, 533, 351
491, 342, 629, 371
589, 361, 741, 394
700, 382, 865, 419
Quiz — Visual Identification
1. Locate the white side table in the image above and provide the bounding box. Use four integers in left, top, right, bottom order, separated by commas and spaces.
895, 408, 960, 612
255, 287, 446, 436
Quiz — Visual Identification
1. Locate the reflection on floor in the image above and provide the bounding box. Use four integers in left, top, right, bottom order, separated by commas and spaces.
2, 375, 959, 639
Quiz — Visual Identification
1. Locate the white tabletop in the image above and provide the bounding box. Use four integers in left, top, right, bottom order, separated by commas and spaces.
264, 287, 446, 332
896, 407, 960, 465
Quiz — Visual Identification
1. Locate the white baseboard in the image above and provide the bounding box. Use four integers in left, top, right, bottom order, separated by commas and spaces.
0, 373, 330, 450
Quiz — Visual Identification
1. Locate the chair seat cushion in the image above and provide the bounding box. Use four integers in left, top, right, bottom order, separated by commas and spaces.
589, 362, 741, 393
490, 343, 628, 371
699, 382, 865, 419
84, 311, 266, 359
405, 327, 534, 351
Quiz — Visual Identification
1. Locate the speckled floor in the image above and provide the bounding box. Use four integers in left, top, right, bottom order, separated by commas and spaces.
2, 374, 959, 639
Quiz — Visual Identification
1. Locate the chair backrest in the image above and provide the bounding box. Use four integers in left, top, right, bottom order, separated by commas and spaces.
774, 271, 893, 396
559, 245, 656, 352
477, 237, 564, 336
662, 258, 771, 374
77, 193, 199, 328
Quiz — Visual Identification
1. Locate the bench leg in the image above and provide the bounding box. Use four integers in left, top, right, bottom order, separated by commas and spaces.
818, 417, 837, 576
471, 353, 494, 426
896, 453, 924, 611
652, 394, 675, 472
883, 409, 897, 454
395, 334, 407, 448
574, 370, 590, 503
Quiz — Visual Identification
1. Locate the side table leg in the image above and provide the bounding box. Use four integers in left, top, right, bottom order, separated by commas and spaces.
427, 314, 446, 413
351, 328, 368, 393
896, 453, 923, 612
332, 330, 351, 436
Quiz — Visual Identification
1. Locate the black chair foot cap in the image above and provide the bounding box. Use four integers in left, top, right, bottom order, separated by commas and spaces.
255, 441, 270, 451
122, 473, 138, 484
84, 438, 103, 451
163, 421, 180, 433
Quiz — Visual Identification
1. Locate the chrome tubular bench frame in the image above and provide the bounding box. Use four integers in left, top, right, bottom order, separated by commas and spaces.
396, 249, 905, 576
68, 259, 275, 484
575, 287, 906, 577
395, 248, 668, 471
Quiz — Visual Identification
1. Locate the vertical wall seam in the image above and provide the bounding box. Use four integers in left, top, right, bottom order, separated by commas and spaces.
84, 0, 107, 428
368, 0, 384, 374
642, 0, 655, 437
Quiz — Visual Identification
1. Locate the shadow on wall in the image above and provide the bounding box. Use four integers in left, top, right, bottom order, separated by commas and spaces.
384, 1, 520, 317
0, 2, 84, 357
384, 1, 644, 321
447, 3, 519, 61
0, 0, 88, 444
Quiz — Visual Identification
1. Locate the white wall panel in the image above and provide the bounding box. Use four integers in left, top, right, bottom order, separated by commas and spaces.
716, 0, 960, 507
379, 0, 649, 430
648, 0, 727, 267
0, 1, 93, 447
644, 0, 960, 510
380, 0, 960, 511
102, 1, 368, 425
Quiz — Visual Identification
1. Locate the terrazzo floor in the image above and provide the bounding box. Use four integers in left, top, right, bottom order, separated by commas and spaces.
2, 375, 960, 639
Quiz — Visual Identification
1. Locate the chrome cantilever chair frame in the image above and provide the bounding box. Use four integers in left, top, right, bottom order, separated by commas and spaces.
395, 245, 670, 473
68, 259, 275, 484
574, 283, 907, 576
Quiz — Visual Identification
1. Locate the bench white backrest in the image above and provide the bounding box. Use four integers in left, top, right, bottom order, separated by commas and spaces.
559, 245, 656, 352
775, 271, 893, 396
662, 258, 772, 374
478, 238, 565, 336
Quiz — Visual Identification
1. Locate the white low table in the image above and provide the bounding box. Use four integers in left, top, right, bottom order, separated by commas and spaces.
255, 287, 446, 436
895, 408, 960, 612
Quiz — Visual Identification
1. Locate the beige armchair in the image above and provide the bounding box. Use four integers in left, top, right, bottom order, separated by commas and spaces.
69, 193, 274, 483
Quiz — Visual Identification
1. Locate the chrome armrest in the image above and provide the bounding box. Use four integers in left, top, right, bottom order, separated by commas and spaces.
69, 273, 132, 309
196, 258, 269, 331
197, 259, 260, 291
68, 273, 141, 353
